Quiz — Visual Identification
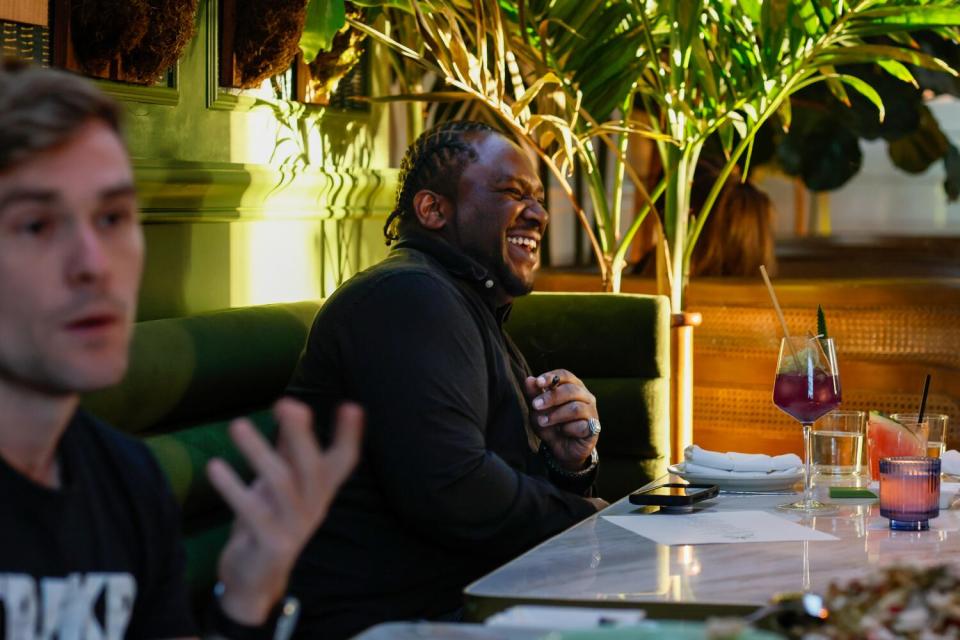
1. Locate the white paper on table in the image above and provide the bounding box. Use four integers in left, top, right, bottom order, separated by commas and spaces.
603, 510, 838, 545
485, 605, 646, 629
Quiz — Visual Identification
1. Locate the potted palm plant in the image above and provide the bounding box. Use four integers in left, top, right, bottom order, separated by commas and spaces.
353, 0, 960, 300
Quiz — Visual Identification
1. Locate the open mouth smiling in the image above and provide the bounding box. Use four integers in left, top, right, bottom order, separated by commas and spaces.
507, 235, 538, 253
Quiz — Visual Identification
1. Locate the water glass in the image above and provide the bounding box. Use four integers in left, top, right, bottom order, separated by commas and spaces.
892, 413, 948, 459
879, 457, 940, 531
812, 410, 865, 476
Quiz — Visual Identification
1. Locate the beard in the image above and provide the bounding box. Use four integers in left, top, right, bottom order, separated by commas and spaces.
493, 254, 535, 298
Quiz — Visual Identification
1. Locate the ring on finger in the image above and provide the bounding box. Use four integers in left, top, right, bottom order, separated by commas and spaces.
587, 417, 601, 437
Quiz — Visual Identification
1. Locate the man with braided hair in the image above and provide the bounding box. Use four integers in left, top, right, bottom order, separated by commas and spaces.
287, 121, 605, 638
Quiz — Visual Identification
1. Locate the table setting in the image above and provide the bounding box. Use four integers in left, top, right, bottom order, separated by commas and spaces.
459, 268, 960, 640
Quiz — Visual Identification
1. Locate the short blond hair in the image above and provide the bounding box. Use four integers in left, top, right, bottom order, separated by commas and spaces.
0, 58, 122, 172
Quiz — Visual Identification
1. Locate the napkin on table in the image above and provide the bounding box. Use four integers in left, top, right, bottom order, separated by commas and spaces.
683, 444, 802, 475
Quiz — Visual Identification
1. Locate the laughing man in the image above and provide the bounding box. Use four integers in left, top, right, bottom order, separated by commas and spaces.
287, 121, 606, 639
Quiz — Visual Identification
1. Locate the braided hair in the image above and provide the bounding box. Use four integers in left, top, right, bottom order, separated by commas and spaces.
384, 120, 496, 245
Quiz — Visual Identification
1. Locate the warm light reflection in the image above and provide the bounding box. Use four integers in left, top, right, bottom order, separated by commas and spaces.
230, 221, 321, 307
677, 544, 701, 576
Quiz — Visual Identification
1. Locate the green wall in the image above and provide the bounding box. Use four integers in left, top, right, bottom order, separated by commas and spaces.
102, 0, 396, 320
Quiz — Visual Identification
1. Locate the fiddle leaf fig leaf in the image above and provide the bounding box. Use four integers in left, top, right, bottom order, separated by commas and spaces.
300, 0, 347, 64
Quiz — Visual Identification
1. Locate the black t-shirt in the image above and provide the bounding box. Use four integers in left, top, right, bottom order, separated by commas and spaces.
0, 410, 195, 639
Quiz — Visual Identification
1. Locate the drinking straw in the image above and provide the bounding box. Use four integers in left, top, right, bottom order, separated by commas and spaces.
917, 373, 932, 425
760, 265, 801, 366
807, 331, 830, 367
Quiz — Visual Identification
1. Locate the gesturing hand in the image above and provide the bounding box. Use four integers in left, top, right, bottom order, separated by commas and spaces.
206, 398, 363, 625
525, 369, 599, 471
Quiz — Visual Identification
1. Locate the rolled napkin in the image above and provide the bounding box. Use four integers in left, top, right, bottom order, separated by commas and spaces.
684, 444, 802, 474
942, 449, 960, 476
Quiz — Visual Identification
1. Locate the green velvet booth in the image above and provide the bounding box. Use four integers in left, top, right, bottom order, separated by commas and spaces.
79, 292, 670, 605
509, 292, 671, 500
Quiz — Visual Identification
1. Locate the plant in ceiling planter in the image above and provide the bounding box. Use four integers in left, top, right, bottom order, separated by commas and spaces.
233, 0, 310, 88
70, 0, 198, 85
121, 0, 199, 84
298, 0, 369, 104
353, 0, 960, 307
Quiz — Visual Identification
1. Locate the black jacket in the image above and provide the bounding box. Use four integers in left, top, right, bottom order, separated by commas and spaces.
286, 230, 599, 639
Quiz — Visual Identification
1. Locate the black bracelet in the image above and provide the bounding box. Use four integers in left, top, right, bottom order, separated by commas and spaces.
204, 582, 300, 640
539, 442, 599, 478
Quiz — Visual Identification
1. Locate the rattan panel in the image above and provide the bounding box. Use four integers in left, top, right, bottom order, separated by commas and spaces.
697, 306, 960, 369
694, 386, 960, 456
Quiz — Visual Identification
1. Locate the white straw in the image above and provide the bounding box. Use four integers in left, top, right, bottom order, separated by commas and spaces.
760, 265, 801, 364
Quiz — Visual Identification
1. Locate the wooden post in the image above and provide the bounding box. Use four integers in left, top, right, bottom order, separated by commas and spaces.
793, 178, 808, 237
671, 311, 702, 464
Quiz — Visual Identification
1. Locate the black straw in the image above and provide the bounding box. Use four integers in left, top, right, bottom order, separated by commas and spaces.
917, 374, 932, 425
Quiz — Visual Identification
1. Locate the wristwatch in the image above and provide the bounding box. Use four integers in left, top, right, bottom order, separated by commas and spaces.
205, 582, 300, 640
540, 442, 599, 478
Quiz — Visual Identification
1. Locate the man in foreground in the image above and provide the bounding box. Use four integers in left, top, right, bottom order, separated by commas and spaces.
287, 121, 606, 638
0, 59, 362, 638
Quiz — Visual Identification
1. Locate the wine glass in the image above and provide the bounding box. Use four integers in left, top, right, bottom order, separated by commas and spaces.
772, 336, 841, 512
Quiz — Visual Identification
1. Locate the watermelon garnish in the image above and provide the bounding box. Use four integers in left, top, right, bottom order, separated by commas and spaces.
867, 411, 926, 478
868, 411, 921, 442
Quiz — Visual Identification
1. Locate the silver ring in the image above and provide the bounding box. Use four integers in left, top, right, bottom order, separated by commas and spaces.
587, 418, 601, 437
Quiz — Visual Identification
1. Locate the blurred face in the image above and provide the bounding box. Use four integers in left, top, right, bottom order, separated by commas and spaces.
0, 119, 143, 396
450, 134, 548, 302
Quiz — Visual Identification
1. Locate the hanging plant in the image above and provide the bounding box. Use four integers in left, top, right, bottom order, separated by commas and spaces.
303, 2, 367, 105
70, 0, 149, 75
69, 0, 198, 85
233, 0, 310, 89
121, 0, 198, 85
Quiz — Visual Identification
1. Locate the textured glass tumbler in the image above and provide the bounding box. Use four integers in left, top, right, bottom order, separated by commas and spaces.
879, 457, 941, 531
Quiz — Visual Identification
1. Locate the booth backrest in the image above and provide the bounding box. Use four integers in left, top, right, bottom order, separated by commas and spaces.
508, 293, 671, 500
80, 301, 322, 604
79, 293, 671, 603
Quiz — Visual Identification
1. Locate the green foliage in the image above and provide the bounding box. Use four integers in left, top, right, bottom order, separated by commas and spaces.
300, 0, 347, 63
818, 305, 829, 340
354, 1, 960, 303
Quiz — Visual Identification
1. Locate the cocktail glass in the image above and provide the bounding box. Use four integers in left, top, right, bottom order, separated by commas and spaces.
866, 415, 927, 480
773, 336, 841, 512
879, 457, 940, 531
891, 413, 947, 460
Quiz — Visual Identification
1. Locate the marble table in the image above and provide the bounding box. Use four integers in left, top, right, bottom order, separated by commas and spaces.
463, 474, 960, 621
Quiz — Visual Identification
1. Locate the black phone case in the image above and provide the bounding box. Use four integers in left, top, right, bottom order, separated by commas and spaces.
628, 483, 719, 506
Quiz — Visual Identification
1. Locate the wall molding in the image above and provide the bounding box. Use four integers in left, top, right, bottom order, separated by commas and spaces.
134, 158, 397, 222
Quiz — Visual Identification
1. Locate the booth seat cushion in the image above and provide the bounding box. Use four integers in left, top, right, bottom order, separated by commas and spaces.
78, 292, 671, 603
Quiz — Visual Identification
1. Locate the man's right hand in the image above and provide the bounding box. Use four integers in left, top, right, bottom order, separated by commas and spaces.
525, 370, 599, 471
206, 398, 363, 625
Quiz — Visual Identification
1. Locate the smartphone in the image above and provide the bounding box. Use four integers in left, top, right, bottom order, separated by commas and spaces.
629, 483, 718, 508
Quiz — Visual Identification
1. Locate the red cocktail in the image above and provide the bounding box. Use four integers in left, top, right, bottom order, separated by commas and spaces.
773, 370, 841, 423
773, 336, 841, 513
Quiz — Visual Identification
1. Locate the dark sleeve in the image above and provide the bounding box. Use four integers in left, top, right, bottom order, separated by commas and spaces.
125, 445, 196, 639
318, 274, 598, 559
